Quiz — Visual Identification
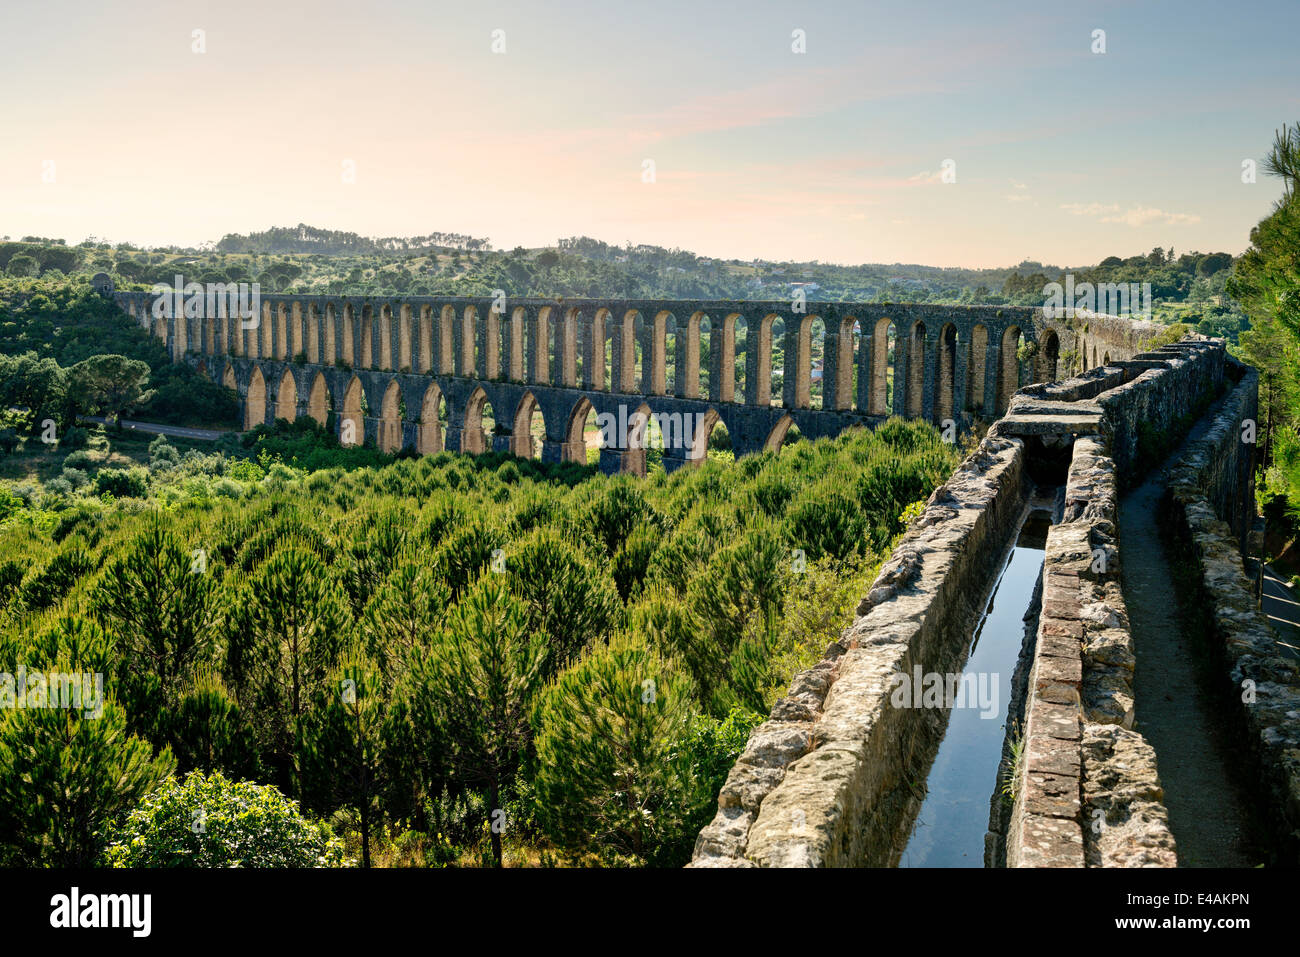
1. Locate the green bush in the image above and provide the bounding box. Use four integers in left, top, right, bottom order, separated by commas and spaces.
94, 467, 148, 498
103, 771, 350, 867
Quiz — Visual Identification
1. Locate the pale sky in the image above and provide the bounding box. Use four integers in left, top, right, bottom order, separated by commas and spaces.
1, 0, 1297, 267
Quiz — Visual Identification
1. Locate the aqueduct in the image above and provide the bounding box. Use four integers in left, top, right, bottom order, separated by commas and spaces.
111, 288, 1154, 474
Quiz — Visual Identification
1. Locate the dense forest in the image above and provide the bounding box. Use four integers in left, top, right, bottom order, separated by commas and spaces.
0, 414, 958, 867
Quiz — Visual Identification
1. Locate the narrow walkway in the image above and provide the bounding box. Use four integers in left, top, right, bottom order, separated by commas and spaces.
1120, 439, 1262, 867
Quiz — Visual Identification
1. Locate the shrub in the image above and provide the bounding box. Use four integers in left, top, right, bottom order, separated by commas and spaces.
61, 467, 90, 490
63, 450, 93, 470
94, 467, 148, 498
61, 426, 89, 449
102, 771, 350, 867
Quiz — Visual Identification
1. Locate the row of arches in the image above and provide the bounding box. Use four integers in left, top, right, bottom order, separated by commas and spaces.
132, 295, 1066, 421
218, 361, 811, 477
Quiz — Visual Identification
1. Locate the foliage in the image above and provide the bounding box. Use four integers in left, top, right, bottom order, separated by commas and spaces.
102, 771, 349, 867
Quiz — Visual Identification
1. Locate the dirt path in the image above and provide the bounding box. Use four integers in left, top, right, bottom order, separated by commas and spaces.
1119, 449, 1263, 867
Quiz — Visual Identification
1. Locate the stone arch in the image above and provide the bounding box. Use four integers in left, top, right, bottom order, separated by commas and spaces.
307, 371, 329, 425
1103, 351, 1111, 366
905, 321, 926, 418
564, 396, 597, 464
276, 369, 298, 423
1037, 329, 1060, 383
764, 414, 796, 452
512, 391, 544, 459
245, 366, 266, 431
418, 383, 445, 454
616, 310, 640, 392
936, 323, 958, 423
997, 325, 1024, 411
462, 386, 491, 454
195, 360, 209, 379
752, 314, 778, 406
340, 376, 364, 447
378, 380, 402, 453
687, 407, 724, 465
222, 363, 237, 392
621, 402, 653, 477
486, 305, 502, 380
833, 317, 860, 410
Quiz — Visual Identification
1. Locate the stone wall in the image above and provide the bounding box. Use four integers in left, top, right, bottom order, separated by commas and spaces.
1001, 434, 1175, 867
691, 336, 1236, 868
1163, 366, 1300, 863
690, 433, 1030, 866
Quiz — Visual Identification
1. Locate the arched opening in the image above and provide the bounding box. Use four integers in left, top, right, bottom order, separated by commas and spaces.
1037, 330, 1060, 383
997, 326, 1024, 411
1103, 352, 1111, 366
195, 360, 209, 380
245, 367, 266, 431
512, 392, 545, 459
564, 397, 599, 465
307, 372, 329, 426
906, 321, 926, 418
486, 305, 502, 381
796, 316, 825, 409
340, 376, 364, 447
462, 387, 493, 455
687, 408, 732, 466
622, 402, 653, 477
276, 369, 298, 423
730, 314, 748, 403
936, 323, 958, 423
763, 414, 800, 452
378, 381, 403, 453
418, 383, 444, 454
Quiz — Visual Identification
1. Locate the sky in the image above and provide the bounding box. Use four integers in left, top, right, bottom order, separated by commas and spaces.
1, 0, 1297, 267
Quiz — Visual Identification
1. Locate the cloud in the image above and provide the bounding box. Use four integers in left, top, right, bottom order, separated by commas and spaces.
1060, 202, 1200, 226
